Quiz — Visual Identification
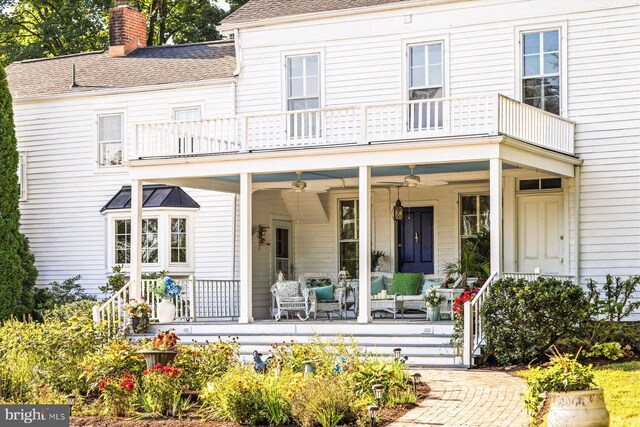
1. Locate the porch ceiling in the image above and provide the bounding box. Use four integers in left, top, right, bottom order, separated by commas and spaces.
214, 161, 520, 183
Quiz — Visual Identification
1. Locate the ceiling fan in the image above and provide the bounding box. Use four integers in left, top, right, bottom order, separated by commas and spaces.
263, 171, 329, 193
379, 165, 448, 188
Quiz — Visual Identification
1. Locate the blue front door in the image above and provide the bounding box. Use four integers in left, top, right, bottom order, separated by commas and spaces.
397, 207, 434, 274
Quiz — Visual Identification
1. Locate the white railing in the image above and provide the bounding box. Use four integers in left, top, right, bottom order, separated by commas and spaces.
502, 272, 575, 283
136, 117, 239, 158
93, 277, 241, 337
133, 93, 575, 159
498, 95, 575, 155
462, 272, 497, 367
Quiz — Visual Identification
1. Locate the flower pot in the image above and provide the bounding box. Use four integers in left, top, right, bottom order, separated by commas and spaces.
427, 306, 441, 321
137, 350, 179, 369
157, 297, 176, 323
131, 316, 149, 334
547, 389, 610, 427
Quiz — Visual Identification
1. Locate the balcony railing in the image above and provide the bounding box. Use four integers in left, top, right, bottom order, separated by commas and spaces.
134, 94, 575, 159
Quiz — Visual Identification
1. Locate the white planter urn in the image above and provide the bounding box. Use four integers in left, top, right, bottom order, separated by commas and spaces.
157, 297, 176, 323
547, 389, 610, 427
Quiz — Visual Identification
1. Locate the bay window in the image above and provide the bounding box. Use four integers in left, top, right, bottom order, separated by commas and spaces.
114, 218, 158, 264
171, 218, 188, 263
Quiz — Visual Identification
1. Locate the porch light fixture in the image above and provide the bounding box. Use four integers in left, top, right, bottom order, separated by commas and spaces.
393, 187, 404, 221
367, 405, 379, 427
372, 384, 385, 406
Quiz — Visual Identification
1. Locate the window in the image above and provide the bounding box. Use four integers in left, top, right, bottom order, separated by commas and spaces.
460, 194, 490, 247
172, 107, 201, 121
172, 107, 202, 153
171, 218, 188, 263
339, 199, 359, 278
408, 42, 444, 129
286, 54, 320, 137
98, 114, 123, 166
17, 153, 26, 201
114, 218, 158, 264
518, 178, 562, 191
522, 30, 560, 115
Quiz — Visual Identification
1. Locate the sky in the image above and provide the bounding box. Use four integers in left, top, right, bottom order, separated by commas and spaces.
218, 0, 230, 10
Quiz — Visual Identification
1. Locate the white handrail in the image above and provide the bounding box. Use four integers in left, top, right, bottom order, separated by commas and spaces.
462, 271, 497, 367
93, 279, 133, 336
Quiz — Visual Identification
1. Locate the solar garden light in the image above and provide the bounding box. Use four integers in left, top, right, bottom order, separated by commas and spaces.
303, 360, 316, 377
367, 405, 379, 427
372, 384, 385, 406
393, 347, 402, 360
411, 373, 422, 394
66, 394, 76, 416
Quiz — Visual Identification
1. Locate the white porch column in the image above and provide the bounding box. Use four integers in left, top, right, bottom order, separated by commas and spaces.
130, 179, 143, 299
239, 173, 254, 323
358, 166, 372, 323
490, 158, 503, 275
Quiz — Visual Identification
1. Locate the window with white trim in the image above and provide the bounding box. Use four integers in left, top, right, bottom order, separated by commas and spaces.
408, 42, 444, 129
522, 30, 560, 115
172, 106, 201, 121
170, 218, 188, 263
339, 199, 359, 278
460, 194, 490, 246
98, 114, 123, 166
172, 107, 202, 154
286, 54, 320, 138
17, 153, 26, 201
114, 218, 158, 264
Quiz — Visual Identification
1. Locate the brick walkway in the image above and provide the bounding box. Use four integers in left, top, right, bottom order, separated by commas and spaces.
391, 369, 528, 427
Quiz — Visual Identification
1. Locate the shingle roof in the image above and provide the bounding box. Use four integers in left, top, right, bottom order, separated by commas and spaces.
101, 185, 200, 212
222, 0, 409, 25
6, 40, 236, 98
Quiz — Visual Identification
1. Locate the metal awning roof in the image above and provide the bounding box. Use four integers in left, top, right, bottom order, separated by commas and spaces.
101, 185, 200, 212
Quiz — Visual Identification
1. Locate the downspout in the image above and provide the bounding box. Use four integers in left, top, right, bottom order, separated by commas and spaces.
574, 165, 580, 285
230, 27, 241, 280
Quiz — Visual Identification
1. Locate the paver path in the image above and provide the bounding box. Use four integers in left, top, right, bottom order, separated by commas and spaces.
391, 369, 528, 427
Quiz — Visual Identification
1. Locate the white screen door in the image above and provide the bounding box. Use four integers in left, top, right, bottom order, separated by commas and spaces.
517, 194, 565, 274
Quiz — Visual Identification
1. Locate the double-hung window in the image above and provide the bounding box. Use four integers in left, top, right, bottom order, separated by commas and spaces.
339, 199, 359, 278
170, 218, 188, 263
98, 114, 123, 166
114, 218, 158, 264
286, 54, 320, 138
460, 194, 490, 250
522, 30, 560, 115
172, 107, 201, 154
408, 42, 444, 130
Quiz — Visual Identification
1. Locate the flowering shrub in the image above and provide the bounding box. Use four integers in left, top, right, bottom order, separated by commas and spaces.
151, 276, 182, 299
99, 373, 137, 417
139, 363, 185, 417
173, 337, 240, 390
450, 287, 481, 353
124, 298, 152, 318
81, 340, 144, 392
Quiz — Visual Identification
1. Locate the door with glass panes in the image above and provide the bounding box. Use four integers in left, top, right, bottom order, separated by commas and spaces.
273, 220, 293, 281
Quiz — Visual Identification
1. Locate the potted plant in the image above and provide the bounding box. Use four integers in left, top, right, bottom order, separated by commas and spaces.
151, 276, 182, 323
124, 297, 151, 334
524, 347, 609, 427
138, 329, 181, 369
424, 288, 446, 321
443, 231, 490, 285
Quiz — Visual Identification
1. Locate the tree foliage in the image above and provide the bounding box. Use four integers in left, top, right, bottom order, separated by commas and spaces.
0, 0, 246, 65
0, 66, 36, 321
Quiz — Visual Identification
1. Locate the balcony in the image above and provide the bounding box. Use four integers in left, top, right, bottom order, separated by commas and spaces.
134, 94, 575, 160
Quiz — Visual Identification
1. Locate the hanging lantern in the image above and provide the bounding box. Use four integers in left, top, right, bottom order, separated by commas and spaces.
393, 187, 404, 221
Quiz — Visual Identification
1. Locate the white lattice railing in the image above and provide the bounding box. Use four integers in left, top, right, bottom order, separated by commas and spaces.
502, 272, 575, 283
133, 93, 575, 159
93, 277, 241, 336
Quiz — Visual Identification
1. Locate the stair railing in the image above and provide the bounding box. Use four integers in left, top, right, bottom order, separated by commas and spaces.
462, 271, 497, 367
93, 280, 133, 337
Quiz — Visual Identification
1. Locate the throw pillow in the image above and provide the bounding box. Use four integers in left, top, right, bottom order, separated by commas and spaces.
312, 284, 335, 301
370, 276, 386, 296
277, 281, 300, 298
422, 278, 445, 294
390, 273, 423, 295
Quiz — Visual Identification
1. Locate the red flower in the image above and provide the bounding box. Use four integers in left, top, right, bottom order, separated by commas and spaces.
99, 378, 108, 390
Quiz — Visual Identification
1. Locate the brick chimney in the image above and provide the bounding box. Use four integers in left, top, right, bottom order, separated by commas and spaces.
109, 4, 147, 57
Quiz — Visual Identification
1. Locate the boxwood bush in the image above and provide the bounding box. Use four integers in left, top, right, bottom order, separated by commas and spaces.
481, 277, 589, 365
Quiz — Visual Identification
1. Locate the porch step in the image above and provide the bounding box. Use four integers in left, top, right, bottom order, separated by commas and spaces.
133, 320, 461, 367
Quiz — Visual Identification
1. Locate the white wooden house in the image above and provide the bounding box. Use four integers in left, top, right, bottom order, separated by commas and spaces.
7, 0, 640, 366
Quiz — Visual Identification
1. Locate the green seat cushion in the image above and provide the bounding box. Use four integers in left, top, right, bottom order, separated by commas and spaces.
370, 276, 386, 296
311, 284, 334, 301
390, 273, 423, 296
422, 279, 445, 295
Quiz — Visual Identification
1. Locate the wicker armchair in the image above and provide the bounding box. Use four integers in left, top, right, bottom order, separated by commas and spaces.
271, 281, 311, 321
298, 273, 345, 320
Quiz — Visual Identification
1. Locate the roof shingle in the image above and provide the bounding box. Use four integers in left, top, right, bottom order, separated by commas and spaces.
6, 40, 236, 99
222, 0, 409, 25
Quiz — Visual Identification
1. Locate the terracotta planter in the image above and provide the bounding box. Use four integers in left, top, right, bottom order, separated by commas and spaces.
547, 389, 610, 427
137, 349, 179, 369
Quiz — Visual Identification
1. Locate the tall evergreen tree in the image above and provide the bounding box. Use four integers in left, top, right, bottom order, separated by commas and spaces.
0, 66, 36, 320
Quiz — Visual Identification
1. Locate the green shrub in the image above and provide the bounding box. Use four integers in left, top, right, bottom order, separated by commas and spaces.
350, 357, 410, 403
46, 275, 95, 305
82, 340, 145, 392
481, 277, 589, 365
523, 348, 596, 424
291, 376, 364, 427
172, 337, 239, 390
139, 364, 185, 417
271, 336, 363, 376
585, 342, 627, 361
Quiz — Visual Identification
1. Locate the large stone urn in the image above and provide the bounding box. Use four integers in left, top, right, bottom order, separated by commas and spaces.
547, 389, 610, 427
137, 349, 179, 369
